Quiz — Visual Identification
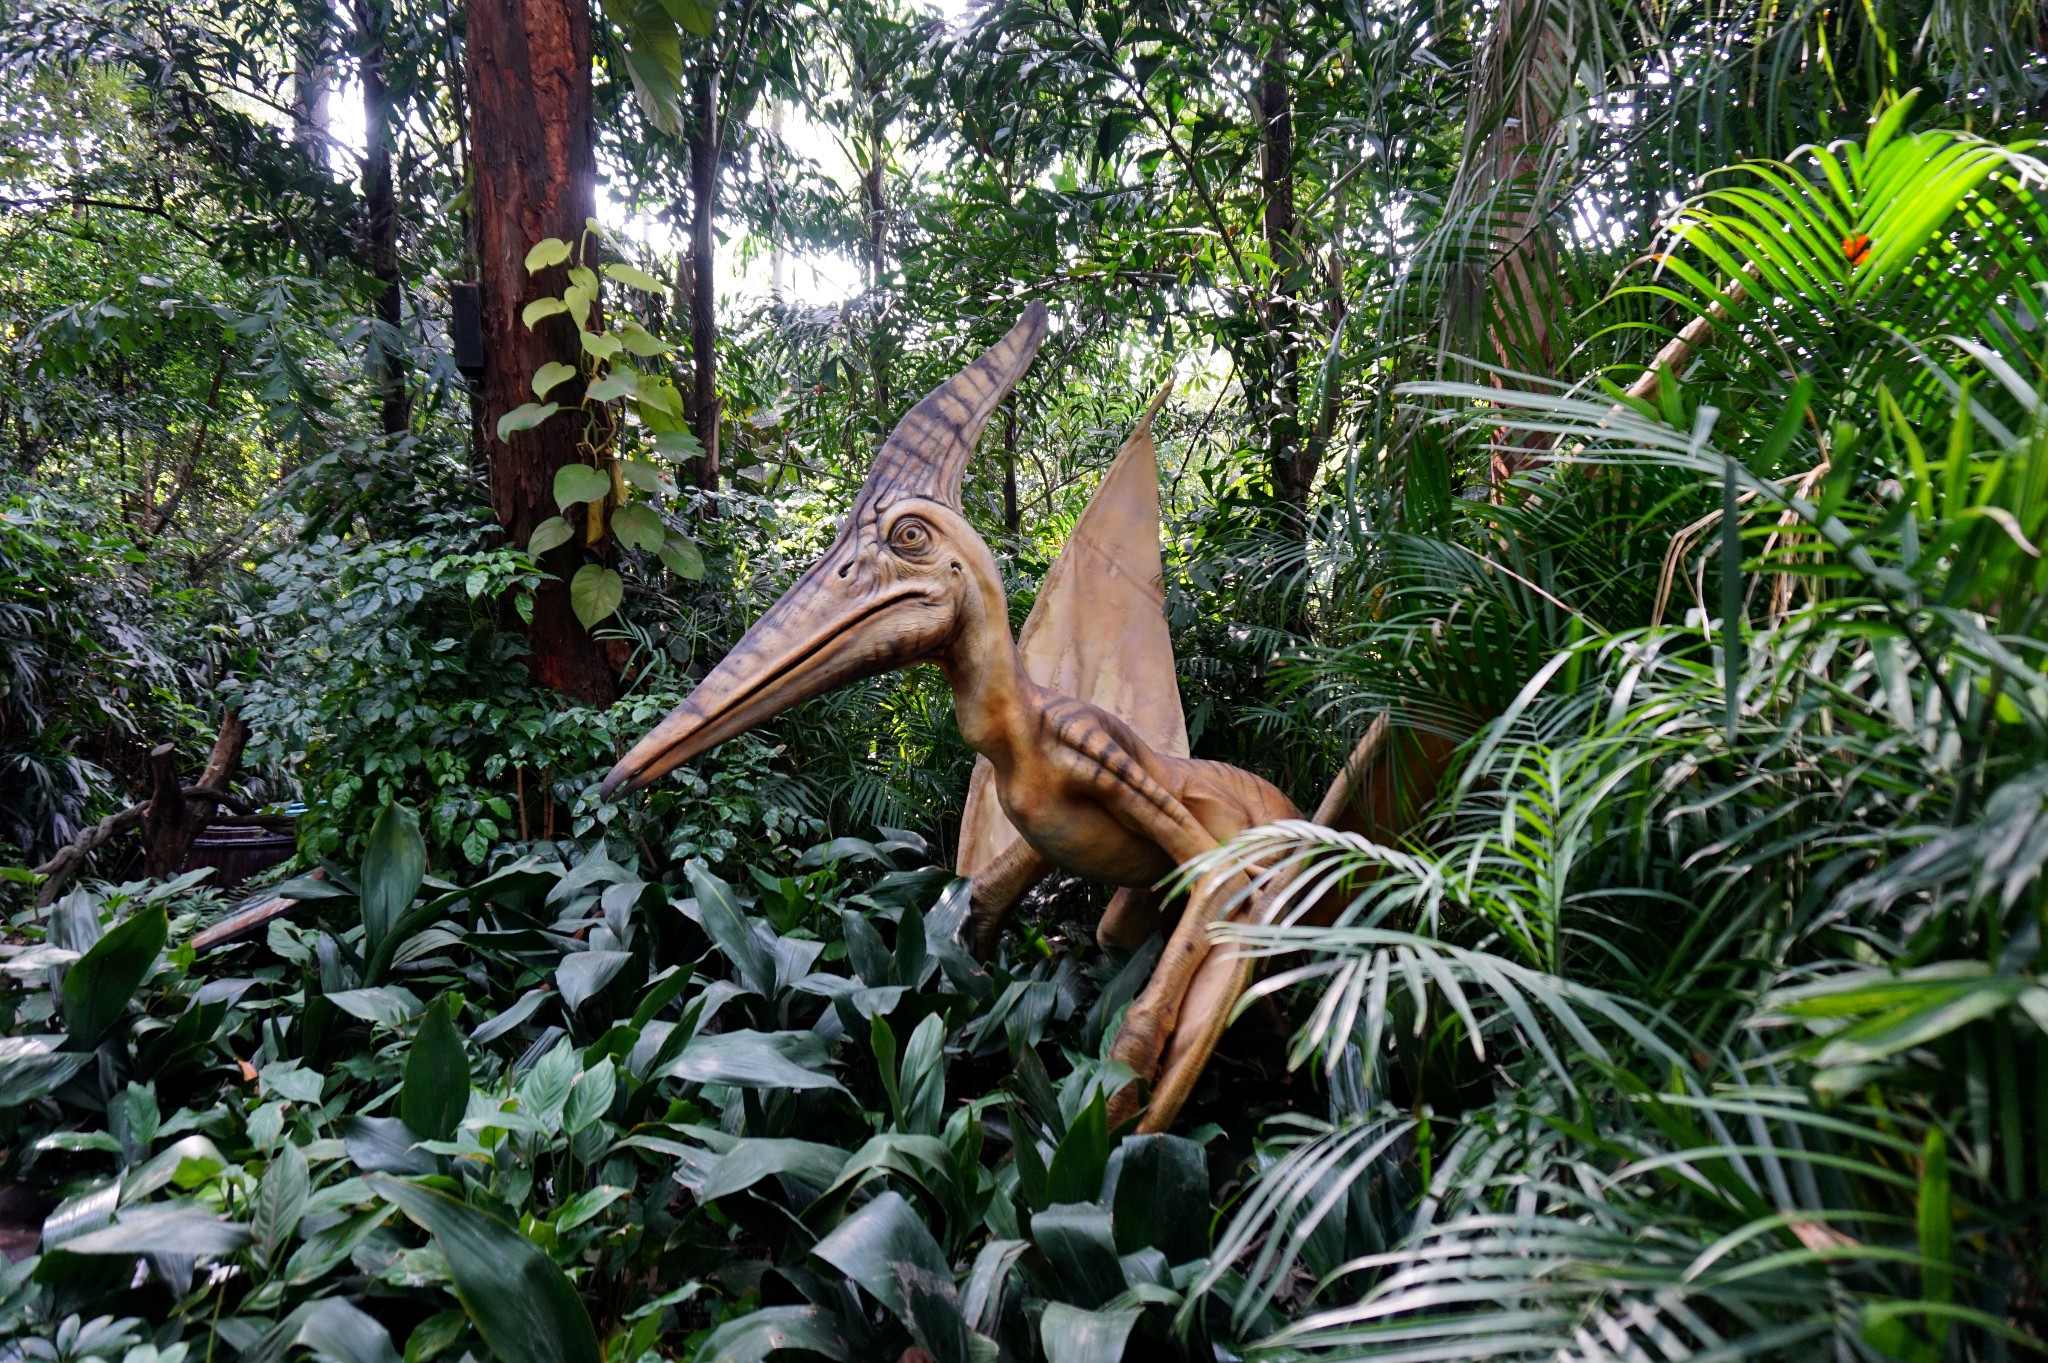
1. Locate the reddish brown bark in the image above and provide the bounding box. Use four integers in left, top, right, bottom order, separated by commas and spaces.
687, 64, 722, 491
467, 0, 617, 703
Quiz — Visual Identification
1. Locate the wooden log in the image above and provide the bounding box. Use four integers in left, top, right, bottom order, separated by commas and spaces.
141, 744, 190, 880
190, 868, 325, 953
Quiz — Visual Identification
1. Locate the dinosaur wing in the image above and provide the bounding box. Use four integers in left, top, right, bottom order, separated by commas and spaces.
957, 386, 1188, 879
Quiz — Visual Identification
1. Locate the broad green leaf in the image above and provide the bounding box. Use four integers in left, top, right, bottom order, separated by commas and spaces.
611, 503, 665, 552
252, 1140, 309, 1263
636, 378, 684, 419
524, 238, 573, 271
586, 369, 637, 403
660, 1029, 844, 1092
564, 284, 594, 329
59, 905, 166, 1046
694, 1307, 853, 1363
603, 263, 668, 293
898, 1012, 946, 1136
369, 1175, 602, 1363
688, 864, 775, 994
812, 1191, 978, 1363
569, 565, 623, 628
619, 457, 664, 494
580, 330, 624, 360
59, 1203, 251, 1256
402, 995, 470, 1142
552, 463, 611, 511
0, 1037, 91, 1108
652, 426, 702, 460
1106, 1134, 1207, 1261
663, 0, 715, 37
341, 1116, 434, 1175
657, 534, 704, 579
562, 1058, 617, 1134
290, 1299, 402, 1363
1030, 1204, 1123, 1309
531, 361, 577, 397
326, 986, 424, 1029
496, 402, 560, 441
285, 1203, 396, 1283
1040, 1303, 1142, 1363
616, 319, 670, 356
1045, 1089, 1109, 1205
521, 297, 568, 328
558, 949, 632, 1010
553, 1184, 627, 1231
527, 516, 574, 557
361, 802, 425, 955
699, 1138, 851, 1202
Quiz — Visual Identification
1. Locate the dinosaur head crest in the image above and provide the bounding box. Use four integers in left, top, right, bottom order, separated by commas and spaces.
601, 303, 1048, 797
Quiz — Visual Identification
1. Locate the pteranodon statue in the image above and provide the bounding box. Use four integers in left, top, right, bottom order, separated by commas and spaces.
604, 303, 1309, 1131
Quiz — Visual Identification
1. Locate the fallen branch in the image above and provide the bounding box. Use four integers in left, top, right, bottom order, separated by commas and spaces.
32, 784, 253, 908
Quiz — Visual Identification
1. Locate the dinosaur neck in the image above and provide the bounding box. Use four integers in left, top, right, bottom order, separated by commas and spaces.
938, 554, 1038, 769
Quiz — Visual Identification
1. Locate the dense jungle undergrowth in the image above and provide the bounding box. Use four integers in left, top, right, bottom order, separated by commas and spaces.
6, 0, 2048, 1358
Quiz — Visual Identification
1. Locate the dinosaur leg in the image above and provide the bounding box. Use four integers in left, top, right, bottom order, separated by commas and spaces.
1097, 884, 1167, 949
1137, 852, 1299, 1131
968, 838, 1053, 958
1105, 858, 1246, 1126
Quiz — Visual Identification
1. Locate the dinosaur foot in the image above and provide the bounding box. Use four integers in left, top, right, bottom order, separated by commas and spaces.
1104, 943, 1257, 1133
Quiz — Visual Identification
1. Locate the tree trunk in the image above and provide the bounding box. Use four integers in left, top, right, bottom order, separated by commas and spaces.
468, 0, 618, 704
354, 0, 412, 436
1001, 401, 1019, 537
1258, 0, 1308, 516
863, 122, 891, 427
688, 63, 721, 492
1462, 0, 1565, 485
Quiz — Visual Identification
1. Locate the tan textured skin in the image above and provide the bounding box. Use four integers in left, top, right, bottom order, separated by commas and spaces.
602, 305, 1302, 1132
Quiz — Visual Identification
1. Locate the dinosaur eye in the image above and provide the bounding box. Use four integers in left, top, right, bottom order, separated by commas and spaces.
889, 517, 932, 555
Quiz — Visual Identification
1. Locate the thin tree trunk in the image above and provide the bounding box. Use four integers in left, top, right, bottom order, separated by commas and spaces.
688, 63, 721, 492
354, 0, 412, 436
468, 0, 618, 704
1258, 0, 1307, 516
1463, 0, 1565, 485
863, 121, 890, 426
1002, 401, 1019, 537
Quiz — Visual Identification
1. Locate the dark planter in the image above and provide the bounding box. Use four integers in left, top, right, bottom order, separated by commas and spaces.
181, 822, 297, 894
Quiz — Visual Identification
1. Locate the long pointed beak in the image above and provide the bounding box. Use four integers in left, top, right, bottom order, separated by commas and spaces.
601, 564, 929, 798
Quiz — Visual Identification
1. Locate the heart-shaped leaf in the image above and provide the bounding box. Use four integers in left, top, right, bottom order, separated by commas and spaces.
527, 516, 574, 556
521, 297, 568, 328
612, 503, 665, 551
658, 534, 705, 580
580, 330, 623, 360
586, 369, 637, 403
524, 237, 573, 271
615, 319, 670, 356
651, 426, 702, 460
636, 377, 684, 418
565, 284, 594, 329
496, 402, 560, 441
553, 463, 612, 511
619, 458, 665, 494
603, 263, 668, 293
569, 565, 623, 628
532, 361, 577, 398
